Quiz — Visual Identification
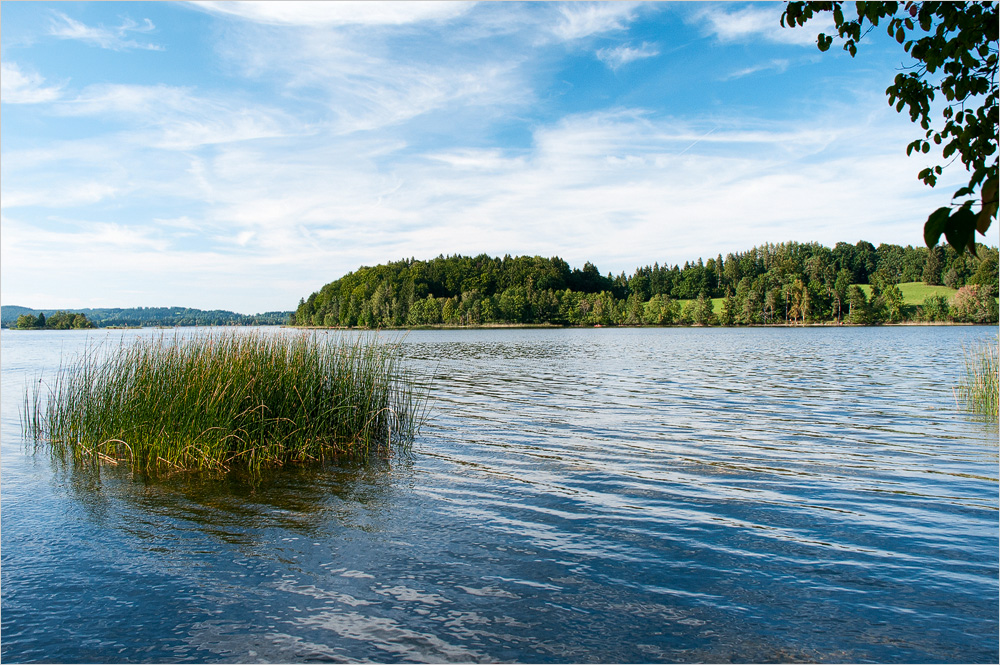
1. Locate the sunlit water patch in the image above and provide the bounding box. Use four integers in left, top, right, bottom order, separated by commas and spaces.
2, 326, 996, 663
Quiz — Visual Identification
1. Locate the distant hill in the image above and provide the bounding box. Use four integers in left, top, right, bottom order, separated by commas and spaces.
1, 306, 292, 329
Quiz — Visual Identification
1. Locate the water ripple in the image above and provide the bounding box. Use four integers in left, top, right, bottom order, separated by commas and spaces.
2, 326, 997, 663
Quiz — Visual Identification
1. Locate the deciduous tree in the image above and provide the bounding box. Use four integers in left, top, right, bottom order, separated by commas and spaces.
782, 1, 998, 254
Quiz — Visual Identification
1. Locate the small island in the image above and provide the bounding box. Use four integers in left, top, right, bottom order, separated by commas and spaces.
14, 311, 95, 330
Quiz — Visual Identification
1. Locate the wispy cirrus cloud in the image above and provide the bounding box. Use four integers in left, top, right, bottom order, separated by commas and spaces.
0, 62, 63, 103
4, 218, 169, 253
191, 1, 475, 27
48, 11, 163, 51
304, 59, 527, 135
694, 4, 830, 46
723, 58, 791, 80
52, 83, 305, 149
0, 181, 122, 209
551, 2, 642, 41
596, 42, 660, 70
209, 15, 532, 137
145, 104, 943, 278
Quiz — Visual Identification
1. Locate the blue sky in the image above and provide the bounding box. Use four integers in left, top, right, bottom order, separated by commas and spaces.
1, 1, 968, 313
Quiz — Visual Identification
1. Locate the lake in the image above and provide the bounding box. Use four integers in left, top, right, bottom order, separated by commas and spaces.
1, 326, 997, 663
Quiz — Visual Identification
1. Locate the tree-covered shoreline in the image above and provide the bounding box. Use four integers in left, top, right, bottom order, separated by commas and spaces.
292, 241, 999, 328
1, 306, 292, 329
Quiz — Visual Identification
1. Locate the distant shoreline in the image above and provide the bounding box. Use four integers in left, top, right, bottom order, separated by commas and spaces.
3, 321, 990, 332
288, 321, 989, 330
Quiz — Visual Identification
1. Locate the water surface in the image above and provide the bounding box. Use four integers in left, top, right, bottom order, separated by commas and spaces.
2, 326, 997, 662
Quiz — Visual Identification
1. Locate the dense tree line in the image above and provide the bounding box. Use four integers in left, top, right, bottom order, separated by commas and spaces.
292, 241, 999, 328
15, 311, 95, 330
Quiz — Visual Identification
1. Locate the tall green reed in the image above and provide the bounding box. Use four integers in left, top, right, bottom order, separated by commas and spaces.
956, 337, 999, 418
24, 331, 426, 474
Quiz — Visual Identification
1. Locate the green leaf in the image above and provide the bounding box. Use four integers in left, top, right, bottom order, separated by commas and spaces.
943, 206, 978, 255
978, 177, 998, 234
924, 206, 952, 247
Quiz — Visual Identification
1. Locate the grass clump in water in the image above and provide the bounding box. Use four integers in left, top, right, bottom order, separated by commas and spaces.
24, 331, 425, 474
956, 338, 999, 418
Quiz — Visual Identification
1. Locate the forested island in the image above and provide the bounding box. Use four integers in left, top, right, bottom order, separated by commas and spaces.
1, 306, 291, 329
292, 241, 999, 328
13, 311, 96, 330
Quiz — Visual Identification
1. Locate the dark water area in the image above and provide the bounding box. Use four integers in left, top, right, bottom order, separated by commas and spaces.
2, 326, 997, 663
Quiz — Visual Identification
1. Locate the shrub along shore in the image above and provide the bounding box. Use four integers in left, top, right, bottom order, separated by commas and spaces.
24, 331, 425, 474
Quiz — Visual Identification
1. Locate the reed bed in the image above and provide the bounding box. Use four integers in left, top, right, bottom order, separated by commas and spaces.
956, 338, 999, 418
24, 331, 426, 474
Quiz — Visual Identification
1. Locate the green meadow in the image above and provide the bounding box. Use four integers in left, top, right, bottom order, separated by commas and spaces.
857, 282, 959, 305
691, 282, 965, 318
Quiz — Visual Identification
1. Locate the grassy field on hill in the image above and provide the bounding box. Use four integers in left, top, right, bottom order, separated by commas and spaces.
688, 283, 963, 317
857, 282, 958, 305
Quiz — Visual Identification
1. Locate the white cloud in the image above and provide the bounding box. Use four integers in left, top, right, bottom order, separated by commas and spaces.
160, 105, 946, 279
212, 21, 531, 136
61, 83, 189, 115
191, 1, 474, 27
53, 84, 303, 149
48, 11, 163, 51
0, 214, 274, 310
426, 149, 526, 171
723, 58, 791, 80
596, 42, 660, 70
1, 218, 170, 289
552, 2, 641, 41
333, 63, 528, 134
1, 100, 956, 311
1, 181, 121, 208
695, 4, 831, 46
0, 62, 62, 104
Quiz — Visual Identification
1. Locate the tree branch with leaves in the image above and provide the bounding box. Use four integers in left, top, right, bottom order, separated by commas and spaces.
782, 1, 997, 255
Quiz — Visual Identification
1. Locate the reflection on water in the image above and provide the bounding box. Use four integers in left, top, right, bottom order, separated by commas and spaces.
59, 457, 410, 543
1, 326, 997, 663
